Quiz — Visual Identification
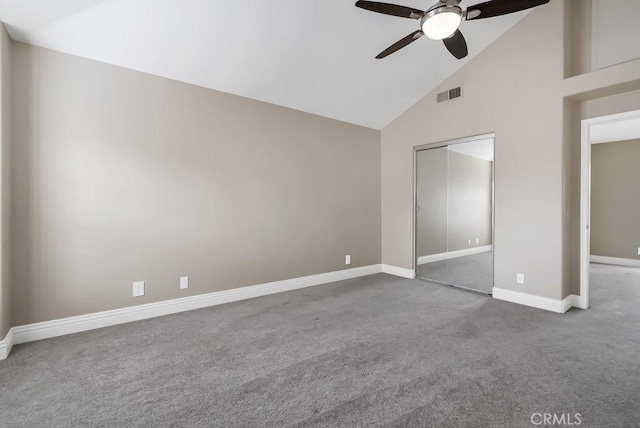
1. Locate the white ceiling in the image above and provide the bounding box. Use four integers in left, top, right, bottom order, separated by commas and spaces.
591, 117, 640, 144
0, 0, 530, 129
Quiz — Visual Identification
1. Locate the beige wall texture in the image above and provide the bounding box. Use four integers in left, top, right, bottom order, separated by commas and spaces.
382, 1, 566, 299
565, 0, 592, 77
592, 0, 640, 70
590, 139, 640, 260
416, 149, 493, 258
0, 25, 11, 338
11, 43, 381, 326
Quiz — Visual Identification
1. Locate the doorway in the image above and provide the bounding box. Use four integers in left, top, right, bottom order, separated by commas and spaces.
580, 109, 640, 309
414, 133, 495, 295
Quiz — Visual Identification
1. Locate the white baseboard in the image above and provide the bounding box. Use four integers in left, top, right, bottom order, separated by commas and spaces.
492, 288, 581, 314
0, 264, 382, 360
381, 264, 416, 279
0, 328, 14, 360
562, 294, 584, 312
418, 245, 492, 265
591, 255, 640, 268
572, 294, 588, 310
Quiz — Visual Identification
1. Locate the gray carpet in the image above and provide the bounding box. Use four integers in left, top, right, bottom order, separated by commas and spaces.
1, 264, 640, 427
417, 251, 494, 293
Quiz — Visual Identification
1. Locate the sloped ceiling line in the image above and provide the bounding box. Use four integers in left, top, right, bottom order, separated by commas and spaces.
0, 0, 530, 129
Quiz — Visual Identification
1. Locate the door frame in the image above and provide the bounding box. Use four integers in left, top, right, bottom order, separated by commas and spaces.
580, 109, 640, 310
413, 132, 496, 292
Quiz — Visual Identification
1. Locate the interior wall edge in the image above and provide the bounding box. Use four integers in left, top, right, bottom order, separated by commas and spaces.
0, 20, 14, 339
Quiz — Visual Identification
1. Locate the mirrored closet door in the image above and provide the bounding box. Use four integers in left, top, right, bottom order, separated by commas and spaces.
415, 135, 494, 294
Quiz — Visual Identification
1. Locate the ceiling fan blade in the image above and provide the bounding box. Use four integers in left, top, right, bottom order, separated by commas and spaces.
465, 0, 550, 20
355, 1, 425, 19
376, 30, 424, 59
443, 29, 468, 59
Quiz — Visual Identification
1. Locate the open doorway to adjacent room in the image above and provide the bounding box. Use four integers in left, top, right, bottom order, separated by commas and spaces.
580, 109, 640, 309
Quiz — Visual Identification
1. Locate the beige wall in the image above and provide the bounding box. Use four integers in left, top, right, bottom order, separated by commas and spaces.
0, 25, 11, 338
565, 0, 592, 77
382, 2, 566, 299
592, 0, 640, 70
565, 0, 640, 77
11, 43, 381, 326
591, 139, 640, 259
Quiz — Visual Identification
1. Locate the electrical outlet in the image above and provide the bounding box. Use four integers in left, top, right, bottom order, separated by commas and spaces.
516, 273, 525, 285
133, 281, 145, 297
637, 247, 640, 256
468, 240, 471, 246
345, 255, 351, 265
476, 238, 479, 245
180, 276, 189, 290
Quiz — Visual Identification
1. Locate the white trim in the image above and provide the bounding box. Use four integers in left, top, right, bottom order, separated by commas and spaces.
381, 264, 416, 279
561, 294, 582, 313
580, 117, 591, 310
580, 109, 640, 312
0, 264, 382, 360
569, 294, 589, 309
0, 328, 14, 360
591, 255, 640, 268
418, 245, 492, 265
492, 288, 580, 314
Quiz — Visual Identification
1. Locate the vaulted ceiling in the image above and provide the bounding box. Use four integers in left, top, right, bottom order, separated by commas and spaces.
0, 0, 530, 129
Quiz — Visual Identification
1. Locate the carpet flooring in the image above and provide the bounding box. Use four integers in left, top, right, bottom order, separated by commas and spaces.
1, 264, 640, 427
417, 251, 494, 293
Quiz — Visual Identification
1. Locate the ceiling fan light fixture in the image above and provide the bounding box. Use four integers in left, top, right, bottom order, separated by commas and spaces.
421, 6, 462, 40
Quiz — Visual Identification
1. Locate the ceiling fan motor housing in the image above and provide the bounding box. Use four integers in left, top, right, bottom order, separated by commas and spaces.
421, 5, 463, 40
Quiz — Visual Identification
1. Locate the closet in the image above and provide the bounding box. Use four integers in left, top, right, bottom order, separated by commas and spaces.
415, 135, 494, 294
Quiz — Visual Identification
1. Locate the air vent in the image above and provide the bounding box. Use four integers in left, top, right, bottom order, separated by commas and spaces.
436, 86, 462, 103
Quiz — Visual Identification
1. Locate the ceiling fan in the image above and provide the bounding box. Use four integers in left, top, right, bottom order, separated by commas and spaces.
355, 0, 550, 59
